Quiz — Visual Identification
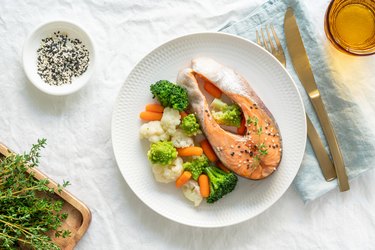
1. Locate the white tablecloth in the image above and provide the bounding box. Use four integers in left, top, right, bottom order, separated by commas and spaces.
1, 0, 374, 249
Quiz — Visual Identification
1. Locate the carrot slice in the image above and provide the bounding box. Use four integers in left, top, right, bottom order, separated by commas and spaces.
139, 111, 163, 121
180, 111, 188, 119
145, 103, 164, 113
177, 147, 203, 157
216, 161, 230, 173
176, 171, 192, 188
198, 174, 210, 198
200, 139, 218, 162
237, 116, 246, 135
204, 81, 222, 98
195, 72, 222, 98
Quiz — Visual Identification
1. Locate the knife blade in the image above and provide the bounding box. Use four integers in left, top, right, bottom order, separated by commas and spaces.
284, 7, 349, 191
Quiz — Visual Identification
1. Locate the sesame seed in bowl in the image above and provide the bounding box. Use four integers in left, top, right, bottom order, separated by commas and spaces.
23, 20, 95, 96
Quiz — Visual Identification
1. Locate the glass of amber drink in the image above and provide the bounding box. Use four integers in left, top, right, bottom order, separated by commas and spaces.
325, 0, 375, 55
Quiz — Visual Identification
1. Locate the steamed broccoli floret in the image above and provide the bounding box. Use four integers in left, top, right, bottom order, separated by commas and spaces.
180, 114, 201, 136
150, 80, 189, 111
147, 141, 177, 165
203, 165, 238, 203
183, 155, 210, 180
210, 98, 242, 127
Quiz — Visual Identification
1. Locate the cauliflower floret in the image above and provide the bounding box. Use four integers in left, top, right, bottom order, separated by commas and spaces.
171, 129, 194, 148
151, 157, 183, 183
161, 107, 181, 136
182, 180, 203, 207
140, 121, 169, 143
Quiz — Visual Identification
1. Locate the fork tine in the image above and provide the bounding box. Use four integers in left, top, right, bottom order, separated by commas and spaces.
270, 24, 283, 54
256, 30, 262, 47
270, 24, 286, 66
260, 28, 269, 51
265, 25, 275, 54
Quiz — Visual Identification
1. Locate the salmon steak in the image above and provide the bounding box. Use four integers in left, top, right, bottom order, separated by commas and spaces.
177, 57, 282, 180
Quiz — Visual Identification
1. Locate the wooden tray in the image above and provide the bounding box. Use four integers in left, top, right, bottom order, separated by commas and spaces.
0, 143, 91, 250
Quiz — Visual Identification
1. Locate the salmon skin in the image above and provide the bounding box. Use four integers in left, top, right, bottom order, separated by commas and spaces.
176, 57, 282, 180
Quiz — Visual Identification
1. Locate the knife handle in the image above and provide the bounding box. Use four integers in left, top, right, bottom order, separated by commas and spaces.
306, 114, 336, 181
310, 92, 349, 191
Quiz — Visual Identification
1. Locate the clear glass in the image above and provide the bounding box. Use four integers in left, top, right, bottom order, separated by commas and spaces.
324, 0, 375, 56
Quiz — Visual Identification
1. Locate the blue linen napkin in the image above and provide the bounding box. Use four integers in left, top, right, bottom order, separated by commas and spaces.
219, 0, 375, 202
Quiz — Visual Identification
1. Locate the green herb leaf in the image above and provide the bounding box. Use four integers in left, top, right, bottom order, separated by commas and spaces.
246, 116, 258, 126
258, 143, 268, 156
0, 139, 70, 249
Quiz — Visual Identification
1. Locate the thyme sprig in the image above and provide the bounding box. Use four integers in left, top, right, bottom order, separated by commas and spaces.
0, 139, 71, 249
258, 143, 268, 156
247, 115, 269, 168
246, 116, 258, 126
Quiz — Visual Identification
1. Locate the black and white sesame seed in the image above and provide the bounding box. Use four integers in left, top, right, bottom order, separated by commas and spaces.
37, 31, 90, 86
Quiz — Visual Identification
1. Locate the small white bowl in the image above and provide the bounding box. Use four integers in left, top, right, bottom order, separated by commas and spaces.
23, 20, 95, 96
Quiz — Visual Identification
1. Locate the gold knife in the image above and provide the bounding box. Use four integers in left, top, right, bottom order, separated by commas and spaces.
284, 7, 349, 191
306, 114, 336, 181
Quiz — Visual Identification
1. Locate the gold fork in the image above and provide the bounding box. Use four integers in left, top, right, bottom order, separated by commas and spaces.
257, 25, 286, 66
256, 25, 337, 181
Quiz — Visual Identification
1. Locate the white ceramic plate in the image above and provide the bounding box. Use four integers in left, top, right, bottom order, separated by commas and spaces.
112, 32, 306, 228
